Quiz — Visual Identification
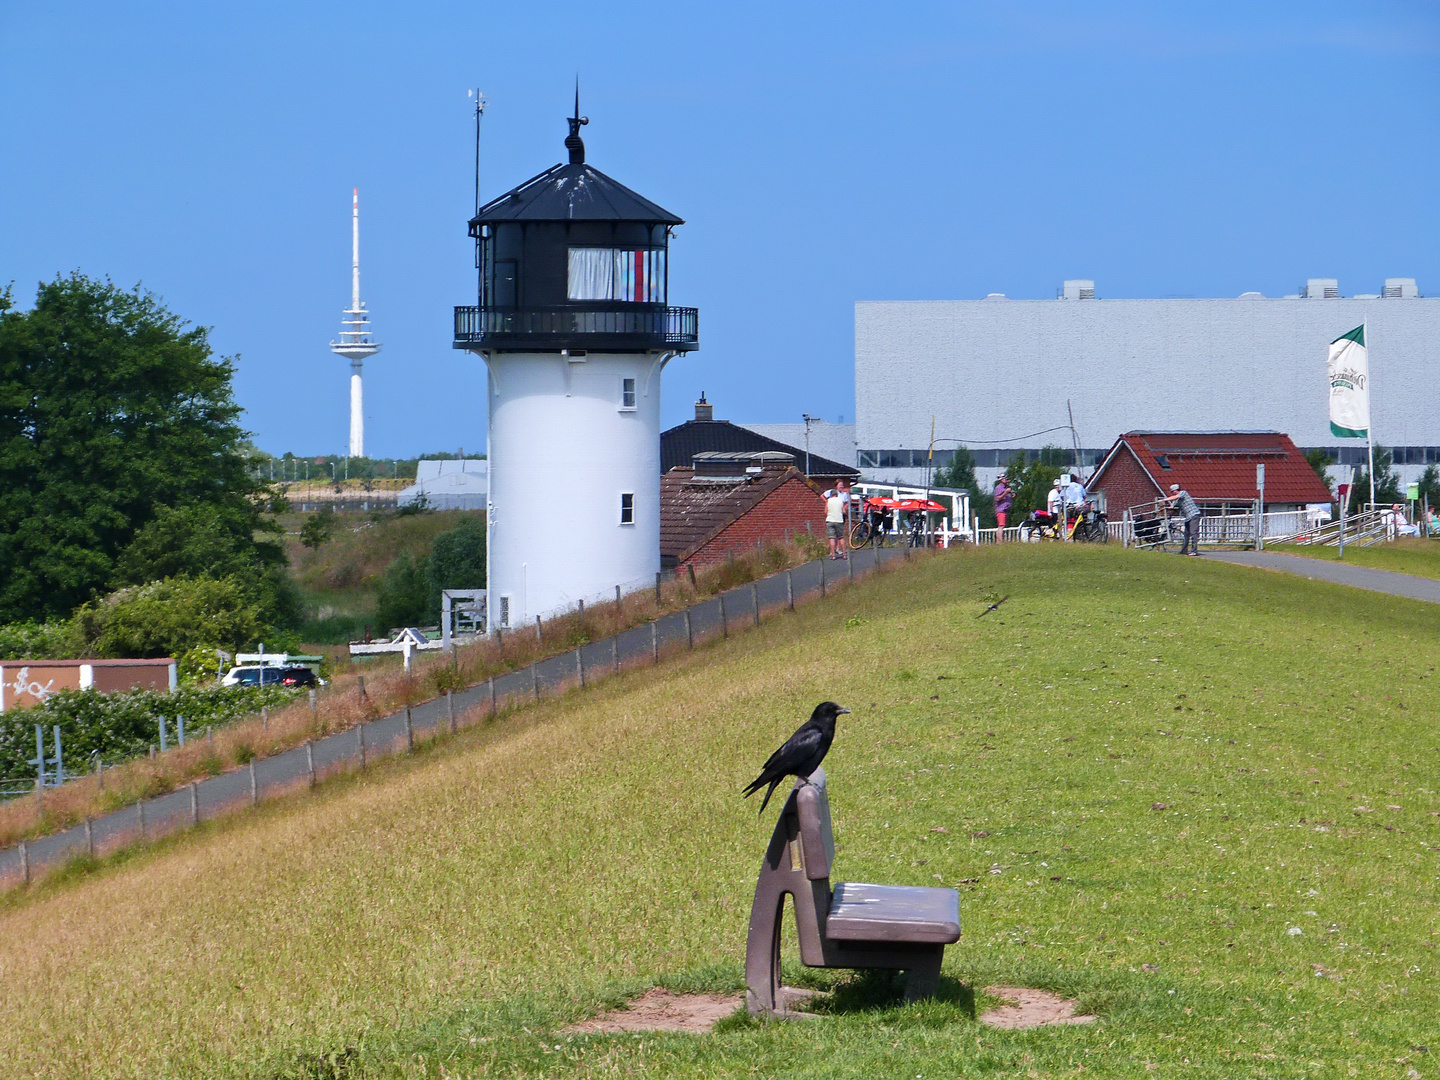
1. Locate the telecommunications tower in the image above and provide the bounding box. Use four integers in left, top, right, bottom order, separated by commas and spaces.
330, 188, 381, 458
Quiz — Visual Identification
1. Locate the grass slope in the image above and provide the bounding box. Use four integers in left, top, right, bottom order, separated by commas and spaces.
1271, 537, 1440, 581
1, 546, 1436, 1079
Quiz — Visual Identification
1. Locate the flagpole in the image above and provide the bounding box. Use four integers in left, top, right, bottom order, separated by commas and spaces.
1366, 319, 1375, 509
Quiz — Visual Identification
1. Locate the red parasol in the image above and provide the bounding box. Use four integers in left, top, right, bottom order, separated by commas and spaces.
896, 499, 948, 512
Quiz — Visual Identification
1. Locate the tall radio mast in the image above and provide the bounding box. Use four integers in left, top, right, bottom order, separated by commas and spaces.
329, 188, 381, 458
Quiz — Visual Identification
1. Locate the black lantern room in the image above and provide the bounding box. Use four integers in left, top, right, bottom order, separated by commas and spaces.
453, 102, 698, 355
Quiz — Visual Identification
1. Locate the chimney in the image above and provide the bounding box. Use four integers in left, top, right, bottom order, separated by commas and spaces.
694, 392, 713, 422
1062, 280, 1095, 300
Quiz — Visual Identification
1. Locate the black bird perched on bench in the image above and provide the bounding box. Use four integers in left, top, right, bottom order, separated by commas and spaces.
743, 701, 850, 812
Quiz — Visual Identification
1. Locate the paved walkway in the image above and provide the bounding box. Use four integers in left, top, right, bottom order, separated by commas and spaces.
1203, 550, 1440, 605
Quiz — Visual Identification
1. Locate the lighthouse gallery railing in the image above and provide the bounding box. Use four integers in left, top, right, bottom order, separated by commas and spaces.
453, 305, 698, 347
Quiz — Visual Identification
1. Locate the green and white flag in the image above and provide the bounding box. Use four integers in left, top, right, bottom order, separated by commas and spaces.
1327, 324, 1369, 439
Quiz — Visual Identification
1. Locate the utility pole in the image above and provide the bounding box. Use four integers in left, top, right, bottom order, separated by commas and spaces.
801, 414, 815, 477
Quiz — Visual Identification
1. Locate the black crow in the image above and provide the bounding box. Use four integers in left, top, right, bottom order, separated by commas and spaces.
742, 701, 850, 813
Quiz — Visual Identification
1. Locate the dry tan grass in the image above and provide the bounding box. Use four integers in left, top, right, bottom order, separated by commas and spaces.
0, 537, 832, 850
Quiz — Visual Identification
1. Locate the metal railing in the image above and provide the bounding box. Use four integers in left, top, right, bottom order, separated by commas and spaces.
453, 305, 698, 347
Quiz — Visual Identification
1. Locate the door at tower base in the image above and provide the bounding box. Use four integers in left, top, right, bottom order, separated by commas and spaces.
485, 352, 663, 628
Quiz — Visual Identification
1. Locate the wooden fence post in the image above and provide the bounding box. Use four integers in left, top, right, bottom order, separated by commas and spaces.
357, 725, 366, 769
651, 621, 659, 665
84, 817, 94, 858
309, 689, 317, 717
405, 706, 414, 752
654, 572, 662, 604
820, 559, 827, 596
447, 691, 456, 735
137, 800, 146, 840
751, 582, 760, 626
611, 636, 619, 676
306, 740, 316, 788
189, 782, 199, 825
532, 663, 540, 701
18, 841, 27, 885
719, 593, 728, 639
786, 569, 794, 611
576, 649, 585, 689
488, 677, 497, 717
535, 616, 542, 642
684, 608, 693, 649
249, 761, 258, 806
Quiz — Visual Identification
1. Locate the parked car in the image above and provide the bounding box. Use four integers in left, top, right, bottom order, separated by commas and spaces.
221, 665, 288, 688
278, 666, 320, 688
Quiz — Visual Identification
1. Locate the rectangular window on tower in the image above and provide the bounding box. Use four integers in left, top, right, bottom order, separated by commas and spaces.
620, 377, 637, 410
567, 249, 666, 303
619, 493, 635, 525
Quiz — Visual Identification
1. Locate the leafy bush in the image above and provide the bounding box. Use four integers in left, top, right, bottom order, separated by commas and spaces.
71, 575, 268, 658
0, 620, 78, 661
0, 684, 298, 783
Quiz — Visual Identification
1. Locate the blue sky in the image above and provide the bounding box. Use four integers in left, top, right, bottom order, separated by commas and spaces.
2, 2, 1437, 458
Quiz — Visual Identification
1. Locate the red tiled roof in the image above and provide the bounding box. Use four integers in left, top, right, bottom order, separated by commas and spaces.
661, 465, 819, 563
1093, 431, 1334, 504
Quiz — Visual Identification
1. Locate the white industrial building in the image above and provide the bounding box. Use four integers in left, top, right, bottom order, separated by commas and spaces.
397, 459, 488, 511
854, 277, 1437, 488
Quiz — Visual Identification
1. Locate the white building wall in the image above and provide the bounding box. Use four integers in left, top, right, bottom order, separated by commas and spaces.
485, 351, 663, 627
856, 292, 1440, 487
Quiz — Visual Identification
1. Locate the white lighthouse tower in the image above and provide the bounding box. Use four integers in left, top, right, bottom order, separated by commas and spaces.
453, 99, 698, 630
330, 188, 381, 457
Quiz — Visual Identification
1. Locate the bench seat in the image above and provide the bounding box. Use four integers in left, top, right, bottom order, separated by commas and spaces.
825, 882, 962, 943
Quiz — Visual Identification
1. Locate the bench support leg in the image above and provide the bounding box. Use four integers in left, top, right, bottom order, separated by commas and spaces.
902, 947, 945, 1002
745, 892, 786, 1018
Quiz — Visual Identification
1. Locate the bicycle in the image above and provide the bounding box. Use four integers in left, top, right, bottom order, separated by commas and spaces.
1018, 509, 1063, 542
1070, 505, 1109, 543
849, 518, 875, 550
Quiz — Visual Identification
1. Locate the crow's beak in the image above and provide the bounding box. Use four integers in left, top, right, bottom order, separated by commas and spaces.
836, 707, 851, 715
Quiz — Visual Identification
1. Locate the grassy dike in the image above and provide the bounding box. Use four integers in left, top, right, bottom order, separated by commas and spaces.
0, 545, 1435, 1078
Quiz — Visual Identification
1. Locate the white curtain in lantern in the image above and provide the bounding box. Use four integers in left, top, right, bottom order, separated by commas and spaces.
568, 248, 615, 300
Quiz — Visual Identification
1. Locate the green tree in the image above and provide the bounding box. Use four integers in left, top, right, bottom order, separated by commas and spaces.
299, 508, 337, 551
0, 275, 274, 622
71, 575, 268, 659
1304, 449, 1336, 493
1348, 446, 1403, 513
429, 517, 486, 610
1004, 446, 1069, 518
1416, 464, 1440, 510
374, 554, 432, 632
933, 446, 996, 528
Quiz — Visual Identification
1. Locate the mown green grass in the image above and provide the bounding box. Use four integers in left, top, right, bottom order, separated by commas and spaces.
1, 545, 1436, 1079
1271, 536, 1440, 581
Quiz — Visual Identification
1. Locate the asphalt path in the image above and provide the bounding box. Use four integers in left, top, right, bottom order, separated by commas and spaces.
1, 544, 910, 888
1203, 550, 1440, 605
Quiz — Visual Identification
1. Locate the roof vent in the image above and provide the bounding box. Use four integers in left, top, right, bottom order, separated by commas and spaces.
694, 392, 713, 422
1238, 291, 1265, 299
1062, 280, 1095, 300
1304, 278, 1339, 299
983, 292, 1009, 301
1383, 278, 1419, 299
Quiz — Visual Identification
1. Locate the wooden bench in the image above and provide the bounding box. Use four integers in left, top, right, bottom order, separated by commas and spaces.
744, 767, 961, 1017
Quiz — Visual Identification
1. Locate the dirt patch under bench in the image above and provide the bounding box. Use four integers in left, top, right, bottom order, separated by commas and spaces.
564, 989, 744, 1035
978, 986, 1096, 1029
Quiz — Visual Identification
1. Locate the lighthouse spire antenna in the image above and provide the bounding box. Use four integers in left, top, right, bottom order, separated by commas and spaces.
565, 76, 588, 164
351, 187, 361, 313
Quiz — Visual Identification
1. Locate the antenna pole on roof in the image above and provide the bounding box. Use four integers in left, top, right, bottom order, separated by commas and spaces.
470, 89, 486, 291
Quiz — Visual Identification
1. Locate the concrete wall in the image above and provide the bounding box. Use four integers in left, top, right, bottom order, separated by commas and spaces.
856, 290, 1440, 487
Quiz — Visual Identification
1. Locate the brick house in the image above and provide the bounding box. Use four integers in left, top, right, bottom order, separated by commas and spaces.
1088, 431, 1335, 516
661, 452, 827, 569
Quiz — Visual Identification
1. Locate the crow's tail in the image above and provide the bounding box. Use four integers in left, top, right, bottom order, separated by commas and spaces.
757, 778, 783, 814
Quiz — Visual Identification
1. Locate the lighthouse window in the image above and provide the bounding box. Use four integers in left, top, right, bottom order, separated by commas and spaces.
619, 492, 635, 525
620, 378, 637, 409
568, 248, 666, 303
